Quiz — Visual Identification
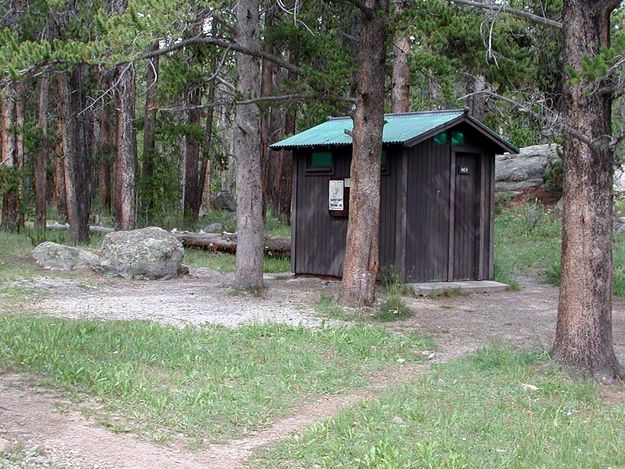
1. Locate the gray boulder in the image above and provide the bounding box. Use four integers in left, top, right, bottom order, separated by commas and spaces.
212, 191, 237, 212
100, 227, 185, 280
615, 217, 625, 235
204, 222, 225, 233
496, 144, 560, 192
32, 242, 101, 271
554, 197, 565, 215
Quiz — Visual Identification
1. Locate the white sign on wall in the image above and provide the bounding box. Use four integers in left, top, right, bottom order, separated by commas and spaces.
329, 180, 344, 211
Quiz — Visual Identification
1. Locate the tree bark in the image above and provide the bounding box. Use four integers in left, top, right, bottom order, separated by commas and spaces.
550, 0, 623, 380
98, 100, 113, 212
233, 0, 264, 290
339, 0, 389, 307
114, 63, 137, 231
199, 80, 215, 216
391, 0, 410, 113
142, 42, 159, 187
57, 70, 90, 244
35, 75, 50, 230
54, 118, 67, 224
469, 74, 487, 121
0, 83, 20, 232
183, 85, 202, 223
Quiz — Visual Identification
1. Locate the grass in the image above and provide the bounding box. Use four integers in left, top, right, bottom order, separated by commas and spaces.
0, 444, 64, 469
0, 316, 431, 445
0, 229, 105, 310
252, 346, 625, 468
314, 274, 415, 324
183, 250, 291, 273
494, 205, 625, 294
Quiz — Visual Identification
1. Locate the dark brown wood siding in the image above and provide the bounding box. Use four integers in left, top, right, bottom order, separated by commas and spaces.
290, 124, 497, 283
292, 147, 399, 277
405, 139, 452, 282
293, 148, 351, 277
379, 150, 400, 272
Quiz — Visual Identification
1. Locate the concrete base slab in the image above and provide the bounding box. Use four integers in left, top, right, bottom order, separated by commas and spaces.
408, 280, 509, 297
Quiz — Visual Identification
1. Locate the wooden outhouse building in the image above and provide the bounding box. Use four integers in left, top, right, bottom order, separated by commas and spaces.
271, 109, 518, 283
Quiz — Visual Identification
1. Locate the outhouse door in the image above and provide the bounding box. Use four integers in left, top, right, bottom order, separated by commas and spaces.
450, 152, 481, 281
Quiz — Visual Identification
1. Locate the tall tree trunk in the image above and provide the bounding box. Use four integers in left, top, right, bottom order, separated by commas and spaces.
99, 101, 113, 213
469, 74, 487, 121
199, 79, 216, 216
550, 0, 623, 380
54, 119, 67, 223
143, 42, 159, 187
35, 75, 50, 230
57, 70, 90, 244
391, 0, 410, 113
114, 63, 137, 231
183, 85, 202, 223
233, 0, 264, 290
0, 83, 20, 232
339, 0, 389, 307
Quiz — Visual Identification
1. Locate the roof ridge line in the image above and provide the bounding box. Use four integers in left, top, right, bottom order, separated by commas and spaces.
327, 109, 466, 121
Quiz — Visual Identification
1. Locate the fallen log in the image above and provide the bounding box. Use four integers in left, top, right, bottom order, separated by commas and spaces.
173, 232, 291, 255
45, 222, 291, 255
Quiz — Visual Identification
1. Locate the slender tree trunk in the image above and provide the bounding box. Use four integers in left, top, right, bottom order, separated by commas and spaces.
35, 75, 50, 230
199, 79, 216, 216
57, 71, 90, 244
114, 63, 137, 231
99, 101, 113, 213
143, 42, 159, 187
183, 85, 202, 222
0, 83, 20, 232
469, 74, 487, 121
391, 0, 410, 113
550, 0, 623, 380
339, 0, 389, 307
54, 119, 67, 223
233, 0, 264, 290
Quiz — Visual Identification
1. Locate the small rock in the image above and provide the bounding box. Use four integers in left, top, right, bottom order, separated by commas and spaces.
204, 222, 225, 233
0, 437, 12, 452
521, 383, 539, 392
554, 197, 564, 215
391, 416, 405, 425
212, 191, 237, 212
32, 242, 102, 271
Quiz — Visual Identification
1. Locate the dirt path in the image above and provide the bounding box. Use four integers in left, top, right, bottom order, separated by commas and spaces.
5, 273, 625, 467
0, 361, 435, 469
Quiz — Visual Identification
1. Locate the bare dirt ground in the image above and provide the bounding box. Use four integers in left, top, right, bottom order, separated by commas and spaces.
30, 269, 339, 328
3, 271, 625, 468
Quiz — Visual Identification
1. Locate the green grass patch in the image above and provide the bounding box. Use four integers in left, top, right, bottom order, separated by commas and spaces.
183, 249, 291, 274
253, 346, 625, 468
495, 206, 625, 295
374, 274, 414, 322
0, 316, 430, 444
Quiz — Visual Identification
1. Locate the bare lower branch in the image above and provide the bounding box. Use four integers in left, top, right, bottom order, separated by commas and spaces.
155, 93, 355, 113
459, 90, 597, 149
137, 36, 303, 75
450, 0, 562, 29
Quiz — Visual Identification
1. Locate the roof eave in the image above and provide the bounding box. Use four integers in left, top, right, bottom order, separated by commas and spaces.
402, 115, 519, 154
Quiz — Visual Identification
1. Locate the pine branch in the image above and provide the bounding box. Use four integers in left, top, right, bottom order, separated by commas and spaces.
450, 0, 562, 29
342, 0, 375, 18
137, 36, 304, 75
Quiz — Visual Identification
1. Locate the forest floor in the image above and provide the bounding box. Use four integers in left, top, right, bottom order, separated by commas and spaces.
3, 267, 625, 467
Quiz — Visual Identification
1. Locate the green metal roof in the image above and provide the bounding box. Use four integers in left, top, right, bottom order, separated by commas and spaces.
270, 109, 519, 154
